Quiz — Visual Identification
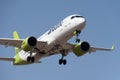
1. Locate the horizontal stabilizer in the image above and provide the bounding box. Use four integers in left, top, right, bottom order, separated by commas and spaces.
0, 57, 14, 61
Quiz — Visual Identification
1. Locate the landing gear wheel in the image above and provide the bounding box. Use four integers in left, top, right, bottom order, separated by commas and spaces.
58, 59, 67, 65
27, 56, 31, 62
63, 59, 67, 65
59, 59, 63, 65
27, 56, 35, 63
31, 57, 35, 63
59, 50, 68, 65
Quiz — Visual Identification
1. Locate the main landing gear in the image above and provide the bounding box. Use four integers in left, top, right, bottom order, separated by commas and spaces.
59, 50, 67, 65
27, 56, 35, 63
26, 48, 46, 63
74, 30, 81, 43
27, 52, 35, 63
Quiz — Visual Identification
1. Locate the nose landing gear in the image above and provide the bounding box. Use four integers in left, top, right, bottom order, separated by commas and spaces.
74, 30, 81, 43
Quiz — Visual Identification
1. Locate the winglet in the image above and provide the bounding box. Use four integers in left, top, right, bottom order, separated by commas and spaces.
111, 45, 115, 51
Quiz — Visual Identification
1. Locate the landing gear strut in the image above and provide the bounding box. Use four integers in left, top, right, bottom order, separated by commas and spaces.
59, 50, 67, 65
74, 30, 81, 43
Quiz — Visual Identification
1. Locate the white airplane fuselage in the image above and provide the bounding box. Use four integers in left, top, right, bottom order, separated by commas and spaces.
13, 14, 86, 65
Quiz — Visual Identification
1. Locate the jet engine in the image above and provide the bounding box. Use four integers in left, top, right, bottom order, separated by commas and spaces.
21, 36, 37, 51
73, 41, 90, 56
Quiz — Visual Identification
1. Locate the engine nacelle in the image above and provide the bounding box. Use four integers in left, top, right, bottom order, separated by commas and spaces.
73, 41, 90, 56
21, 36, 37, 52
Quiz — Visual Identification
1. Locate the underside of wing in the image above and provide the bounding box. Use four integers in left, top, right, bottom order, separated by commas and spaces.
0, 38, 47, 50
64, 42, 114, 56
89, 45, 115, 53
0, 38, 23, 48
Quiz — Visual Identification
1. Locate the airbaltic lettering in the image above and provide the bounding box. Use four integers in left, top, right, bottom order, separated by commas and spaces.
48, 22, 63, 35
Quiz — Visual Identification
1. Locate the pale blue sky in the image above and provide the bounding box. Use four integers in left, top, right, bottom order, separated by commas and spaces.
0, 0, 120, 80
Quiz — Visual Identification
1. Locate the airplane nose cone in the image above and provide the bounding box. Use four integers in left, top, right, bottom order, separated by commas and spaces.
75, 17, 86, 26
80, 17, 86, 23
74, 17, 86, 30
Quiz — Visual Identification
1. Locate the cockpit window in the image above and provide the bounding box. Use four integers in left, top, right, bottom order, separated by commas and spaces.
71, 15, 83, 19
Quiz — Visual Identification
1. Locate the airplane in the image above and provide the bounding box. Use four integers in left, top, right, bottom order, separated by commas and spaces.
0, 14, 114, 65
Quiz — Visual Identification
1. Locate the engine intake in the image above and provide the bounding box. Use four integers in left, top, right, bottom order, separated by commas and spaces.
73, 41, 90, 56
81, 41, 90, 52
21, 36, 37, 51
28, 36, 37, 46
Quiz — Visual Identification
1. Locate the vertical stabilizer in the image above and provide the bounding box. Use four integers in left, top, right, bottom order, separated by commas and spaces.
13, 31, 20, 54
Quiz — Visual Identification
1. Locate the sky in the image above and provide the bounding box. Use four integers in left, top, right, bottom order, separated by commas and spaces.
0, 0, 120, 80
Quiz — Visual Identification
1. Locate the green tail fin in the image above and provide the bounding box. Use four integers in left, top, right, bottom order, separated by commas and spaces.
13, 31, 20, 54
13, 31, 20, 39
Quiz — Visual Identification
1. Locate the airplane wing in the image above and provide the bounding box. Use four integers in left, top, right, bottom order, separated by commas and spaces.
58, 42, 114, 55
89, 45, 115, 53
0, 38, 23, 48
0, 57, 14, 61
0, 38, 47, 49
